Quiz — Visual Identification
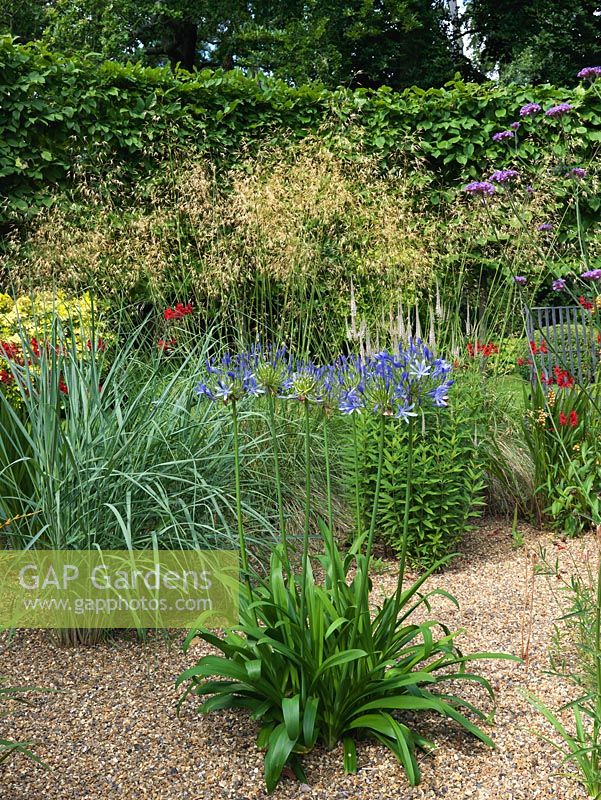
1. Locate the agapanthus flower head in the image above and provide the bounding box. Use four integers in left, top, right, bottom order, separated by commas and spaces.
552, 278, 567, 291
567, 167, 587, 179
339, 387, 364, 415
464, 181, 495, 196
537, 223, 553, 232
519, 103, 541, 117
545, 103, 573, 117
429, 380, 454, 408
490, 169, 519, 183
577, 67, 601, 81
581, 269, 601, 281
196, 350, 265, 404
492, 130, 514, 142
514, 275, 527, 286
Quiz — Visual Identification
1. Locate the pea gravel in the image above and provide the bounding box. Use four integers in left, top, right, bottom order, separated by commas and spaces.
0, 521, 595, 799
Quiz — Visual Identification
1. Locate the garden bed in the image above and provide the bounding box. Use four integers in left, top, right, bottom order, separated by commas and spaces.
0, 521, 593, 800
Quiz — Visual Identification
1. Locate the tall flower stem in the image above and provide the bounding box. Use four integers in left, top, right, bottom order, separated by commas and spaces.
299, 398, 312, 701
351, 413, 386, 643
593, 532, 601, 793
231, 400, 253, 603
322, 409, 342, 606
267, 392, 289, 572
352, 414, 363, 540
323, 410, 334, 533
394, 416, 415, 615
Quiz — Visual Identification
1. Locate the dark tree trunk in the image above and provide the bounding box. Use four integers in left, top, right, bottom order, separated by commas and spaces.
166, 21, 198, 71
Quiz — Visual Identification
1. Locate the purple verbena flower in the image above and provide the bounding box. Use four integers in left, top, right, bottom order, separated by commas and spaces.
514, 276, 527, 286
567, 167, 587, 179
537, 223, 553, 232
519, 103, 541, 117
552, 278, 567, 291
581, 269, 601, 280
492, 130, 514, 142
490, 169, 519, 183
577, 67, 601, 81
510, 121, 521, 130
464, 181, 495, 196
545, 103, 573, 117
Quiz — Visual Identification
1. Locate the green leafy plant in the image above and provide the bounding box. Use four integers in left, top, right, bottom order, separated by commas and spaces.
522, 380, 601, 535
523, 530, 601, 798
178, 344, 513, 792
347, 397, 485, 568
0, 677, 45, 767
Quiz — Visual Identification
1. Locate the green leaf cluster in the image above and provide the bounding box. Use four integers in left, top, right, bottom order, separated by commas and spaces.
346, 404, 485, 568
178, 536, 506, 792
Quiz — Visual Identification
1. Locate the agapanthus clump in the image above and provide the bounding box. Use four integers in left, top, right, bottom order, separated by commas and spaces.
342, 342, 453, 421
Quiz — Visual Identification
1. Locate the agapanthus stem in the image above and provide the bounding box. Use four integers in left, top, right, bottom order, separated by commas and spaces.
352, 414, 362, 540
323, 411, 334, 533
395, 416, 415, 611
351, 413, 386, 644
365, 413, 386, 565
267, 392, 289, 571
231, 401, 252, 600
299, 398, 312, 700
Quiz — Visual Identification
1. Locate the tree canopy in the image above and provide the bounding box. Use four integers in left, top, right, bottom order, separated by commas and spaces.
1, 0, 600, 88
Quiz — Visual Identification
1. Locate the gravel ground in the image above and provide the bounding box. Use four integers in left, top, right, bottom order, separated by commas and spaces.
0, 520, 596, 800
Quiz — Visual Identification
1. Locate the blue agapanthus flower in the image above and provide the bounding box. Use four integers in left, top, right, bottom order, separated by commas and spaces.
195, 339, 455, 421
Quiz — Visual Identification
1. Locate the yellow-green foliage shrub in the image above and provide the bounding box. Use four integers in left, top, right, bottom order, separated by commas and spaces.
0, 290, 107, 406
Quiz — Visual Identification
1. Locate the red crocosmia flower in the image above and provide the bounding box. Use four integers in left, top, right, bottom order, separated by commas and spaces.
530, 340, 548, 355
559, 411, 568, 426
579, 296, 594, 311
86, 338, 106, 352
517, 357, 526, 366
0, 341, 21, 361
0, 369, 14, 385
157, 338, 177, 352
569, 410, 578, 428
58, 379, 68, 395
552, 366, 574, 389
30, 337, 40, 357
467, 342, 475, 357
164, 302, 193, 321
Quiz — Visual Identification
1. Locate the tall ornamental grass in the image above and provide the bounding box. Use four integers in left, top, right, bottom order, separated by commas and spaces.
0, 314, 284, 556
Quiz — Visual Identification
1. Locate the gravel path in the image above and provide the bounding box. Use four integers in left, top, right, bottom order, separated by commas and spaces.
0, 521, 595, 800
